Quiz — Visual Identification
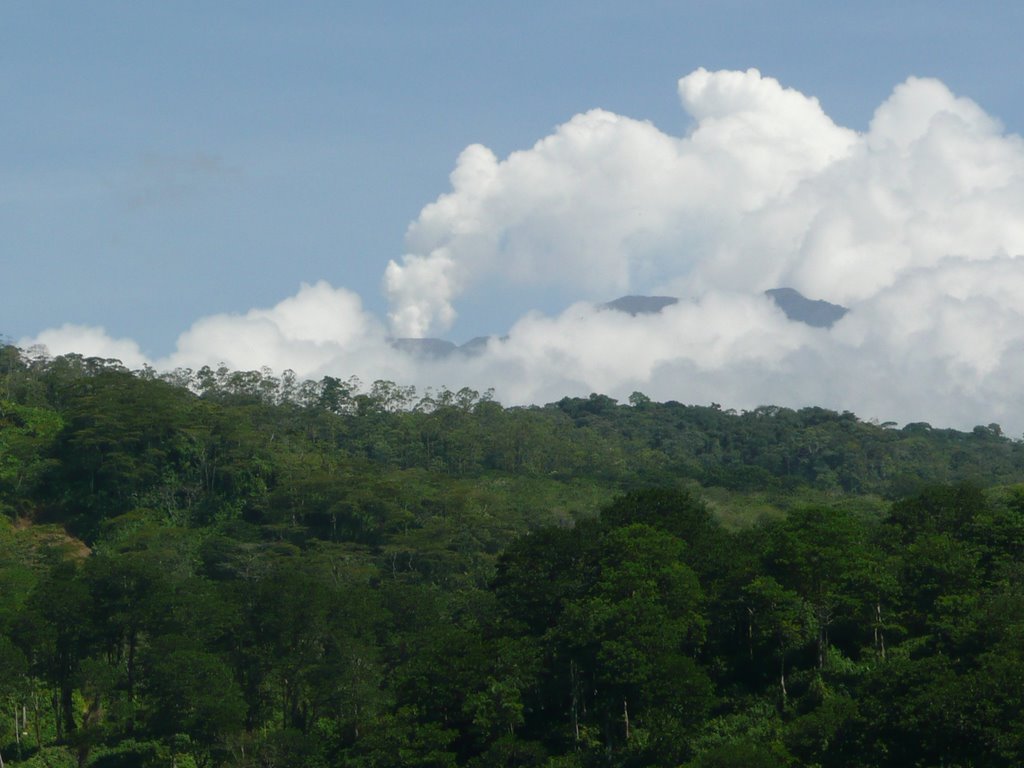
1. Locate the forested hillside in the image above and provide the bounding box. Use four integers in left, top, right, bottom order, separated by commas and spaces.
2, 344, 1024, 766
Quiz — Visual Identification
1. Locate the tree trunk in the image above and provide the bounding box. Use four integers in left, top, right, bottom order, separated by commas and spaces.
779, 640, 788, 706
126, 631, 138, 733
32, 691, 41, 750
61, 682, 77, 739
570, 660, 580, 749
815, 604, 832, 670
12, 706, 22, 761
747, 606, 755, 661
52, 692, 62, 743
623, 697, 630, 742
874, 601, 886, 660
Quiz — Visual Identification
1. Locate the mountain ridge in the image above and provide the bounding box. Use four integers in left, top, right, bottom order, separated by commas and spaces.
391, 288, 850, 358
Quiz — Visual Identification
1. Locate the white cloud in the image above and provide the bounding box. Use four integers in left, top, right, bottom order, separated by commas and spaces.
21, 324, 150, 369
384, 68, 859, 337
162, 280, 384, 373
20, 281, 410, 385
156, 281, 427, 388
20, 70, 1024, 434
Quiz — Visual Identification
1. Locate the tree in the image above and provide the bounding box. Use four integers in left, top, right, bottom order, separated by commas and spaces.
16, 561, 93, 741
0, 636, 29, 761
741, 576, 812, 706
142, 639, 245, 766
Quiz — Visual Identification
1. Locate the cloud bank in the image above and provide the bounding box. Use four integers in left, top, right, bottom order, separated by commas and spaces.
22, 69, 1024, 434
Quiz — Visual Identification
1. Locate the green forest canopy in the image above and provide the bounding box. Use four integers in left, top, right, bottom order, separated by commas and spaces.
1, 344, 1024, 767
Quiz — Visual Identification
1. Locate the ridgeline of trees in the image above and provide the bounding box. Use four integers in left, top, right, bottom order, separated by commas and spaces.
2, 344, 1024, 766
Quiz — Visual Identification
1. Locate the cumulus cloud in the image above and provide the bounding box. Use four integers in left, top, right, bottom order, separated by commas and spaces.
162, 280, 387, 374
20, 69, 1024, 434
23, 324, 150, 370
384, 68, 859, 337
22, 282, 412, 386
475, 292, 812, 404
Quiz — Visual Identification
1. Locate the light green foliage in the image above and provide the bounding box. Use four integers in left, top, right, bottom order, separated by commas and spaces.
0, 400, 62, 517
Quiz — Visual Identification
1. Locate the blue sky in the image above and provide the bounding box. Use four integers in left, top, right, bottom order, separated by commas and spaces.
6, 1, 1024, 354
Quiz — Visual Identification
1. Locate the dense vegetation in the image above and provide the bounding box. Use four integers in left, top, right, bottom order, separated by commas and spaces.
2, 344, 1024, 766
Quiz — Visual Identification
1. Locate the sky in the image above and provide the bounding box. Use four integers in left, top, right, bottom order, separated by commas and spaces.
7, 2, 1024, 432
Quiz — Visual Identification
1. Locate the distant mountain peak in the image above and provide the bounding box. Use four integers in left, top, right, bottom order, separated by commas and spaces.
394, 290, 847, 360
602, 290, 848, 328
391, 338, 457, 359
601, 295, 679, 316
390, 337, 491, 360
764, 287, 848, 328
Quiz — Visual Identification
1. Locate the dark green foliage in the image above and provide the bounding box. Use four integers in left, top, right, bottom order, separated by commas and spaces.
3, 346, 1024, 765
687, 740, 790, 768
